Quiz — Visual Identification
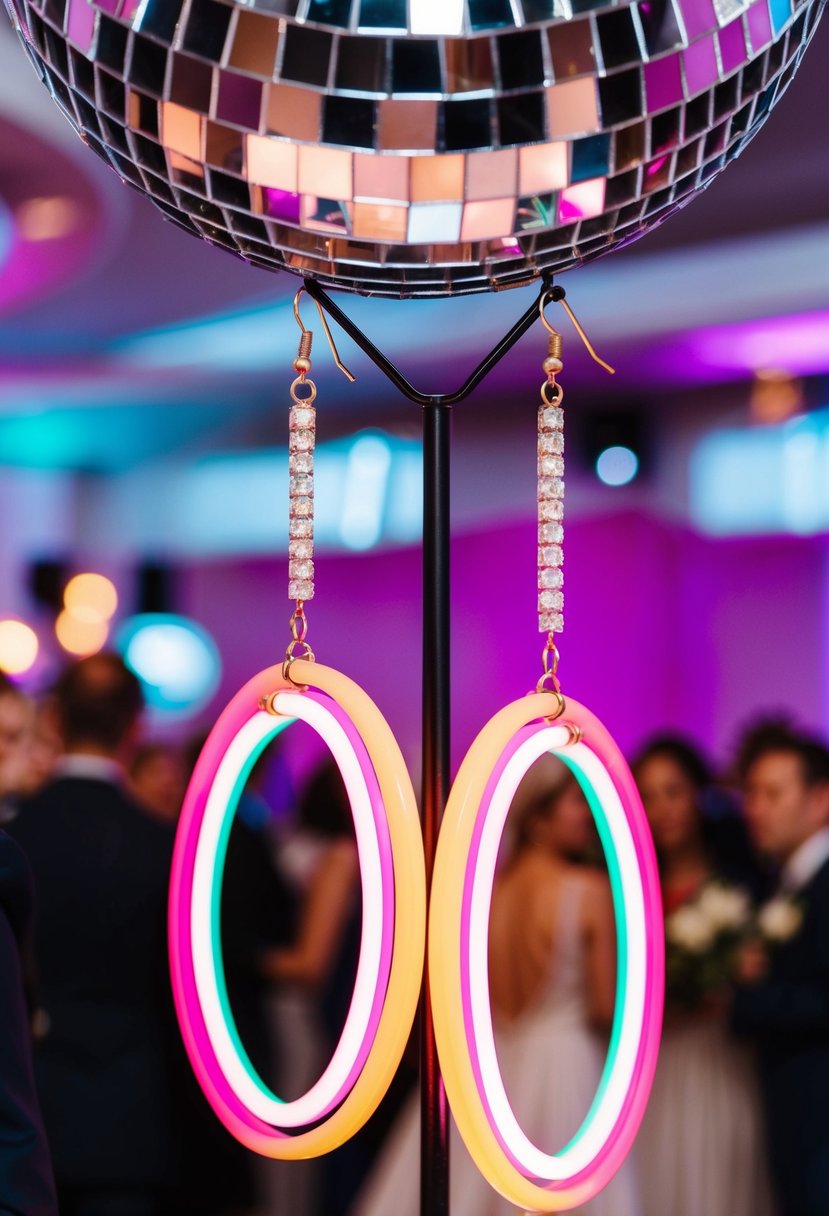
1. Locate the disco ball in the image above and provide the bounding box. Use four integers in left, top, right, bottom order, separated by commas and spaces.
3, 0, 822, 296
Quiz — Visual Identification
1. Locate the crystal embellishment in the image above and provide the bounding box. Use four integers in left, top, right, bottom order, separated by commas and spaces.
538, 522, 564, 545
290, 429, 315, 453
538, 476, 564, 500
538, 455, 564, 477
540, 406, 564, 431
539, 567, 563, 589
539, 499, 565, 522
290, 406, 315, 429
539, 433, 565, 456
289, 397, 316, 601
538, 545, 563, 566
289, 578, 314, 601
538, 590, 564, 611
290, 474, 314, 497
538, 399, 564, 635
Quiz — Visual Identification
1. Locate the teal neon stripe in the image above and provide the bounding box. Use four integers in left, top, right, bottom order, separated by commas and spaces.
208, 717, 294, 1103
556, 751, 628, 1155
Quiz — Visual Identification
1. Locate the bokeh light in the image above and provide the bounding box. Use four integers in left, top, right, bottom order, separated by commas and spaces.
750, 369, 804, 424
55, 610, 109, 656
63, 572, 118, 622
116, 614, 221, 718
0, 619, 39, 675
16, 196, 81, 243
596, 446, 640, 488
340, 435, 393, 552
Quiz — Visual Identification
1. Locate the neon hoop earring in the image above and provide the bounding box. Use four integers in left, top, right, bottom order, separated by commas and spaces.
168, 297, 426, 1157
429, 298, 664, 1211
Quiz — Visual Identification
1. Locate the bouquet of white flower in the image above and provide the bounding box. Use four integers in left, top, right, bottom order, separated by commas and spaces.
756, 894, 803, 945
664, 880, 752, 1009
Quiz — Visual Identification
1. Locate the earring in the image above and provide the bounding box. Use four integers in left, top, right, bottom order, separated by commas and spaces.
168, 291, 426, 1158
428, 293, 665, 1211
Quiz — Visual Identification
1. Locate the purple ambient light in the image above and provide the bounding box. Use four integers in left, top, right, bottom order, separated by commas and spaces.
622, 311, 829, 388
0, 117, 106, 315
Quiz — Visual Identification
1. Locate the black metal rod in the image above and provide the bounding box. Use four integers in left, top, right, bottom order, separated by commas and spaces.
420, 403, 451, 1216
304, 277, 560, 407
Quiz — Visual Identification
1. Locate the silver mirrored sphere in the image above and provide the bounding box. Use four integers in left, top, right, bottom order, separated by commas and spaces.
4, 0, 822, 295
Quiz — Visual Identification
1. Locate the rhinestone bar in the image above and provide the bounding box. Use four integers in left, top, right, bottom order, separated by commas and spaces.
538, 399, 564, 635
289, 400, 316, 601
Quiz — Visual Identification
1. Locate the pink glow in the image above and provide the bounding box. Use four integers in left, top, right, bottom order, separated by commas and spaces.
679, 0, 716, 40
718, 18, 748, 75
614, 310, 829, 388
169, 666, 301, 1148
687, 310, 829, 374
684, 35, 720, 94
644, 55, 684, 111
497, 238, 523, 257
0, 116, 107, 315
263, 189, 301, 224
66, 0, 95, 52
747, 0, 773, 51
646, 155, 670, 178
558, 179, 606, 223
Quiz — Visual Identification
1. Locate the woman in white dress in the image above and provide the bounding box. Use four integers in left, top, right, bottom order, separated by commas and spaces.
260, 761, 360, 1216
351, 764, 640, 1216
633, 736, 774, 1216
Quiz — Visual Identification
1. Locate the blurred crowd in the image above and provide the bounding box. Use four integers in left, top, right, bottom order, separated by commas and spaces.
2, 657, 829, 1216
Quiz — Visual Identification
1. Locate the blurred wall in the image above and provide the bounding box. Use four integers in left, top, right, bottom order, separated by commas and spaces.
182, 511, 829, 776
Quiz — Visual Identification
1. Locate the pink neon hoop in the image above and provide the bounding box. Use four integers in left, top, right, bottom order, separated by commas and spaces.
430, 692, 664, 1210
189, 687, 394, 1127
169, 661, 425, 1157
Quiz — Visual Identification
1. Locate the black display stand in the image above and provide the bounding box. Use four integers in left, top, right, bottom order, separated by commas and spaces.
306, 276, 557, 1216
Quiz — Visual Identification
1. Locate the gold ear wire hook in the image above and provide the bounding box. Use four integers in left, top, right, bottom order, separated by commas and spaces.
539, 290, 615, 376
293, 287, 356, 383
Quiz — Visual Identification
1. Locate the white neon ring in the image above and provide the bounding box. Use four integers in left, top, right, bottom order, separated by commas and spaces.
191, 690, 388, 1127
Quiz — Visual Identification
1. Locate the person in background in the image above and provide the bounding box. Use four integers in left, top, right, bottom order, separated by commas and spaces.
129, 741, 187, 824
354, 760, 639, 1216
264, 761, 359, 1012
14, 697, 62, 800
10, 654, 177, 1216
733, 729, 829, 1216
633, 735, 771, 1216
0, 828, 57, 1216
0, 674, 34, 823
263, 760, 362, 1216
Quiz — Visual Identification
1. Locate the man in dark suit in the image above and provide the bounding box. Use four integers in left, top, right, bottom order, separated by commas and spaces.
0, 673, 32, 824
11, 655, 176, 1216
0, 828, 57, 1216
733, 732, 829, 1216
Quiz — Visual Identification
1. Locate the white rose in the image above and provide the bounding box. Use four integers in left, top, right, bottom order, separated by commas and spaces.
697, 884, 751, 933
757, 897, 803, 942
666, 905, 716, 954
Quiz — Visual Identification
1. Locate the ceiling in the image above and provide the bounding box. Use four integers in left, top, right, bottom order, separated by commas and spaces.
0, 9, 828, 471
